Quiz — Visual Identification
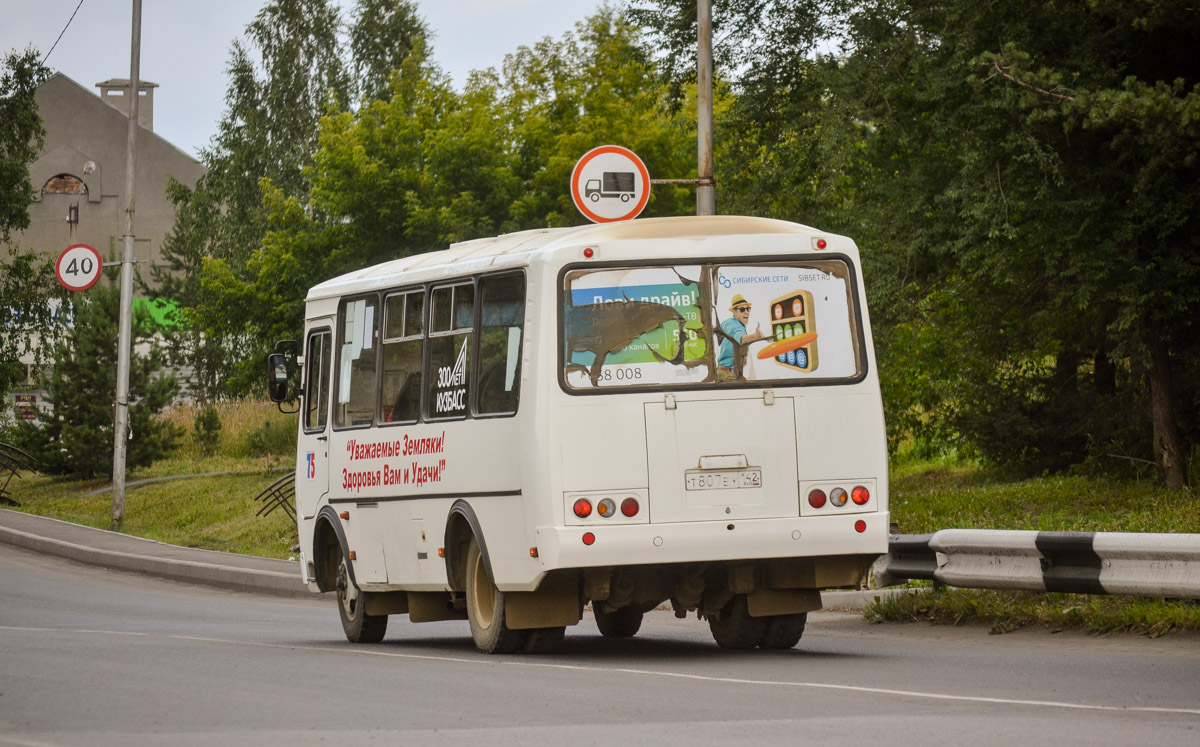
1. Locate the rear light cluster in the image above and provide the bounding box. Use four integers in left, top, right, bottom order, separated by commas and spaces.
573, 496, 640, 519
806, 484, 872, 511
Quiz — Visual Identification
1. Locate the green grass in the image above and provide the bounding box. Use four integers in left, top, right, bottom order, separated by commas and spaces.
871, 451, 1200, 636
5, 401, 297, 559
865, 588, 1200, 637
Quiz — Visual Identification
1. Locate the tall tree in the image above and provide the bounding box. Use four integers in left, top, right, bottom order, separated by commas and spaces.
348, 0, 428, 102
0, 49, 68, 405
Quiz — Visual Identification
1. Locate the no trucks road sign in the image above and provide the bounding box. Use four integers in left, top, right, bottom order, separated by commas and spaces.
571, 145, 651, 223
55, 244, 103, 292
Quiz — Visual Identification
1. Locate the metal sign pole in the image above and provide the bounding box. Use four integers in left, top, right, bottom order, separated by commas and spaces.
111, 0, 141, 530
697, 0, 715, 216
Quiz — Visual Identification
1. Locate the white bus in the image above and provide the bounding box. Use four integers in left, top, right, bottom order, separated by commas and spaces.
268, 215, 889, 653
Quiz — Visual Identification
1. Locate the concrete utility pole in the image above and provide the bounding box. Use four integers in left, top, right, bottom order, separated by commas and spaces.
111, 0, 141, 530
696, 0, 715, 216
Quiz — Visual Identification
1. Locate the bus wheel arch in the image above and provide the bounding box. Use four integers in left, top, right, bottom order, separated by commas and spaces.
313, 507, 350, 593
443, 500, 492, 592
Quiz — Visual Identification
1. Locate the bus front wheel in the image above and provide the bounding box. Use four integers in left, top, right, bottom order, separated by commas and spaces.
761, 612, 807, 649
336, 555, 387, 643
465, 536, 525, 654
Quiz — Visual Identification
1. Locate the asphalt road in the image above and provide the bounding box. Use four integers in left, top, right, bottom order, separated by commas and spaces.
2, 543, 1198, 746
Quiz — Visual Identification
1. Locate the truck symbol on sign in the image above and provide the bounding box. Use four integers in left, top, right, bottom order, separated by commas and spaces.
585, 171, 636, 202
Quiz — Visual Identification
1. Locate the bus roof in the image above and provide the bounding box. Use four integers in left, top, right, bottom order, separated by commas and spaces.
305, 215, 823, 302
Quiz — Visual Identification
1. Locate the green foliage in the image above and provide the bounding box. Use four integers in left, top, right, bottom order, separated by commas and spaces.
192, 404, 222, 456
637, 0, 1200, 485
0, 48, 48, 244
241, 416, 297, 458
13, 284, 181, 479
200, 6, 696, 389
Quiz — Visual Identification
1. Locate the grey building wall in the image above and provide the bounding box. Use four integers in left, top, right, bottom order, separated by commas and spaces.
9, 73, 206, 275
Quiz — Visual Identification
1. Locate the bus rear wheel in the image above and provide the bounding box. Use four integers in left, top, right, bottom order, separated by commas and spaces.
336, 556, 387, 643
465, 536, 526, 654
708, 594, 767, 649
761, 612, 807, 649
594, 606, 644, 638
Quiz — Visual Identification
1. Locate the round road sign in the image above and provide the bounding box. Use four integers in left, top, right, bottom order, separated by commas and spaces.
56, 244, 103, 292
570, 145, 650, 223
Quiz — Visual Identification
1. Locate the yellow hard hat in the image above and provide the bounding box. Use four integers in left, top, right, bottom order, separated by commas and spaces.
729, 294, 751, 311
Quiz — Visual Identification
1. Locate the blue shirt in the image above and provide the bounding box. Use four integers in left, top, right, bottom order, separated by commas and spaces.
717, 316, 748, 368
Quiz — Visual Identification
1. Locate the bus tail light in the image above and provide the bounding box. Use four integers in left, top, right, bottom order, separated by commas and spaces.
573, 498, 593, 518
808, 489, 827, 508
855, 520, 867, 533
851, 485, 870, 505
829, 487, 848, 507
597, 498, 616, 517
582, 532, 595, 546
621, 497, 639, 517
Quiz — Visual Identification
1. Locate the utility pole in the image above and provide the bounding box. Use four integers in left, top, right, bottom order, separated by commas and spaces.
696, 0, 715, 216
111, 0, 141, 530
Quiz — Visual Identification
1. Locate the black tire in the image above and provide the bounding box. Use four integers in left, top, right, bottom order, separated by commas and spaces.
523, 625, 566, 654
760, 613, 807, 649
465, 536, 525, 654
594, 606, 644, 638
708, 594, 767, 649
336, 555, 387, 643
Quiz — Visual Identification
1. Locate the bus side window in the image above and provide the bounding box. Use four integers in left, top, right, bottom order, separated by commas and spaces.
476, 273, 524, 415
335, 296, 379, 428
381, 290, 424, 423
304, 329, 332, 431
427, 283, 472, 420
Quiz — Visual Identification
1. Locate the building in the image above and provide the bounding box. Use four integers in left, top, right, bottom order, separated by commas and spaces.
4, 73, 205, 422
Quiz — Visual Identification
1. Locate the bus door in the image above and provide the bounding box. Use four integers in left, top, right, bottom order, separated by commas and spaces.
297, 322, 333, 519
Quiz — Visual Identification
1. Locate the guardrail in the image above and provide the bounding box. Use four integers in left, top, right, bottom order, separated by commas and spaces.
874, 530, 1200, 598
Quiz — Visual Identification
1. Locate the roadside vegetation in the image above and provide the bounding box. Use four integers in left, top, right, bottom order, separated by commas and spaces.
865, 444, 1200, 637
3, 401, 297, 559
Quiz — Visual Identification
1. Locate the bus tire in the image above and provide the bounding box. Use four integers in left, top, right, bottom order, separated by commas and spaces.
760, 612, 807, 649
336, 555, 387, 643
708, 594, 767, 649
465, 536, 525, 654
594, 606, 644, 638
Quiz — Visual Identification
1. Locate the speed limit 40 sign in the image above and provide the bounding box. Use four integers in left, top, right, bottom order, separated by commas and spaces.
56, 244, 103, 291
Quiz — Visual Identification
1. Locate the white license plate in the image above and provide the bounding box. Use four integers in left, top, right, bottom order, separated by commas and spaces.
685, 469, 762, 491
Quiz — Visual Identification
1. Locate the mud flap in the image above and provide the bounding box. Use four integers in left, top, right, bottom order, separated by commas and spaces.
505, 572, 582, 630
746, 588, 822, 617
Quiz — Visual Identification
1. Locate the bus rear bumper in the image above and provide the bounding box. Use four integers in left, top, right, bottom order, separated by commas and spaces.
535, 512, 889, 571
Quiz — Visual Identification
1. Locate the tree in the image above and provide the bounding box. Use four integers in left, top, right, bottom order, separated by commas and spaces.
348, 0, 428, 102
14, 284, 180, 479
200, 6, 698, 387
636, 0, 1200, 487
0, 49, 69, 405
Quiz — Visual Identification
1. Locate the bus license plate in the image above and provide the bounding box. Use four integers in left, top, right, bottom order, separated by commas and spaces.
685, 469, 762, 491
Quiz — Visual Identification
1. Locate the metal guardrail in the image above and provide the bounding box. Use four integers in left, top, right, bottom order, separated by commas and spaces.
0, 442, 37, 507
253, 472, 295, 520
874, 529, 1200, 599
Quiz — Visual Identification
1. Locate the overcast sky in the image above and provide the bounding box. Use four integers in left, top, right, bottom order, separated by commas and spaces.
1, 0, 603, 159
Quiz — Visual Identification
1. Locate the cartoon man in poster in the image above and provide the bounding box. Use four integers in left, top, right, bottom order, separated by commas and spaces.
715, 294, 768, 381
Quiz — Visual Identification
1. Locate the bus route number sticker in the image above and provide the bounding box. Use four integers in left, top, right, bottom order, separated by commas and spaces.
56, 244, 103, 292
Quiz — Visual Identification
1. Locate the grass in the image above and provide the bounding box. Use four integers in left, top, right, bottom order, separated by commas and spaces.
869, 450, 1200, 636
5, 401, 298, 559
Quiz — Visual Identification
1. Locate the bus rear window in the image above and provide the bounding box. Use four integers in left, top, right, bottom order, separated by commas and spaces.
561, 260, 863, 390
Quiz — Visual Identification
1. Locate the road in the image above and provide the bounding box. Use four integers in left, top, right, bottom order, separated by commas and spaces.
1, 543, 1198, 746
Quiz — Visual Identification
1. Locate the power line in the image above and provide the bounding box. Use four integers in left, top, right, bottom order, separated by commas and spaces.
42, 0, 86, 65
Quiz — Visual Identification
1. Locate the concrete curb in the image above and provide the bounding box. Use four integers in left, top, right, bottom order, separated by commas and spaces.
0, 512, 314, 599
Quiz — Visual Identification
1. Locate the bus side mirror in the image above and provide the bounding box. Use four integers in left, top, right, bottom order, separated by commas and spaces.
267, 353, 289, 403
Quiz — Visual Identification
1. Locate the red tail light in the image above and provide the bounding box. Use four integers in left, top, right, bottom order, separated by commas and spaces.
582, 532, 596, 546
808, 489, 827, 508
621, 497, 639, 517
851, 485, 870, 505
573, 498, 592, 518
855, 520, 867, 533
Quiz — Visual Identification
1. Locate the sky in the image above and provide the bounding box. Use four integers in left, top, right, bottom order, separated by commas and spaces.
1, 0, 603, 159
